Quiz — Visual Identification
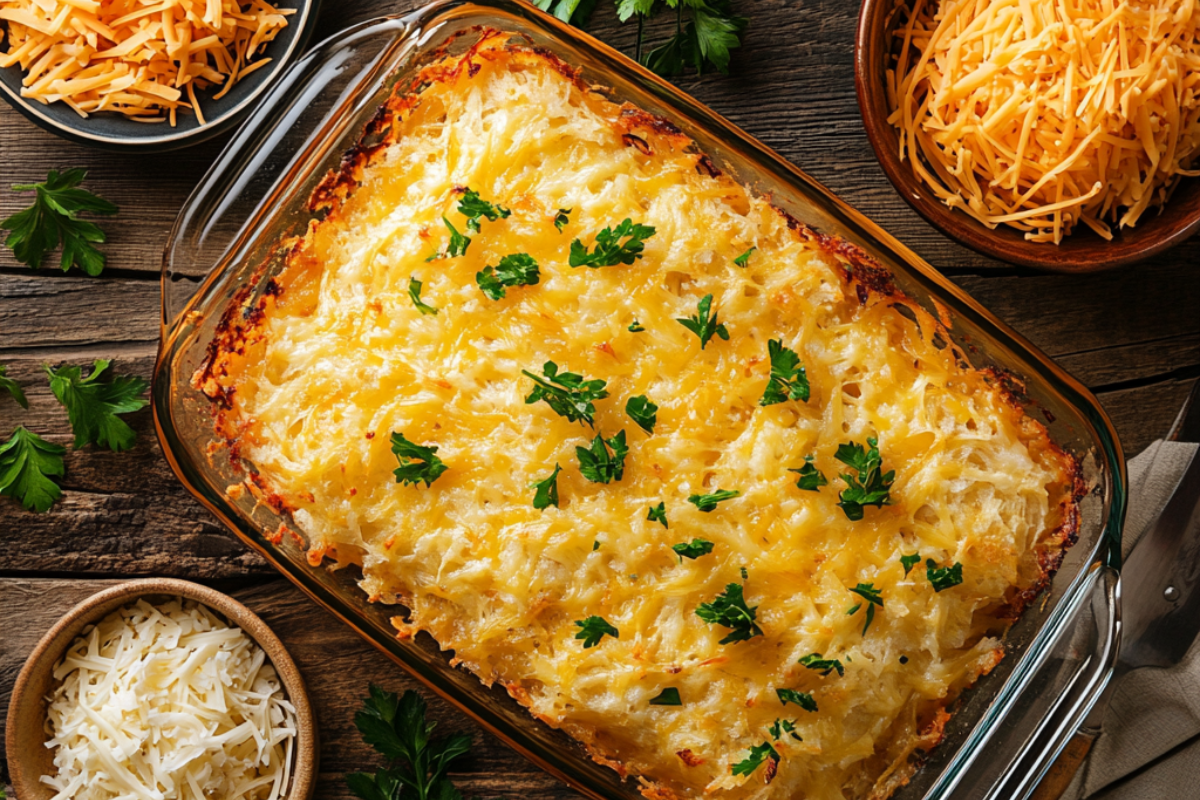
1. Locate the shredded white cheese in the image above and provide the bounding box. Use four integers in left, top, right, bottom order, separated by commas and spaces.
41, 597, 297, 800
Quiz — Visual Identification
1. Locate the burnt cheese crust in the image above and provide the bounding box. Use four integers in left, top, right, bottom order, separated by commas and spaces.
196, 31, 1081, 800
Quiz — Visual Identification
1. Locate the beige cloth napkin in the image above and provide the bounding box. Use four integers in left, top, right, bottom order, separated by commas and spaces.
1064, 439, 1200, 799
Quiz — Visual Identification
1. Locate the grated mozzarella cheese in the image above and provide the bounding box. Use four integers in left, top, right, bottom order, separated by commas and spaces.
41, 597, 297, 800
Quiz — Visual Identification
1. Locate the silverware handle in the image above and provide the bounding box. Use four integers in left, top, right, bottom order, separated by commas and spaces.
1030, 731, 1097, 800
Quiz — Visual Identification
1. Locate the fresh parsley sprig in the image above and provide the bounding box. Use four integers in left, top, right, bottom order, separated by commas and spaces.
390, 432, 449, 487
625, 394, 658, 433
0, 365, 28, 408
687, 488, 739, 512
408, 277, 439, 315
789, 456, 826, 491
531, 464, 562, 510
677, 294, 729, 349
672, 538, 714, 562
522, 362, 609, 426
769, 719, 801, 742
900, 553, 921, 576
569, 219, 655, 268
731, 741, 778, 777
648, 501, 668, 527
776, 688, 817, 712
0, 426, 66, 513
733, 247, 755, 267
534, 0, 596, 25
574, 615, 619, 647
926, 559, 964, 592
45, 360, 148, 452
617, 0, 748, 77
554, 208, 572, 232
457, 189, 510, 233
760, 339, 809, 405
835, 437, 895, 521
427, 216, 471, 261
576, 430, 628, 483
477, 253, 540, 300
1, 169, 118, 275
798, 653, 844, 677
696, 582, 762, 644
846, 583, 883, 636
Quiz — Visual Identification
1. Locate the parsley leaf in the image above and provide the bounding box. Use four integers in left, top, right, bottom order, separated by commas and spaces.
696, 582, 762, 644
569, 218, 656, 268
1, 168, 118, 275
769, 718, 802, 741
900, 553, 921, 576
576, 430, 628, 484
628, 320, 645, 332
0, 426, 66, 513
626, 394, 658, 433
638, 0, 748, 77
649, 687, 682, 706
677, 294, 730, 349
731, 741, 778, 777
522, 361, 609, 426
835, 437, 895, 521
926, 559, 964, 592
456, 188, 510, 233
345, 685, 473, 800
390, 432, 448, 487
408, 277, 438, 315
760, 339, 809, 405
554, 208, 572, 232
788, 456, 827, 491
798, 653, 844, 677
648, 501, 668, 527
574, 615, 618, 647
531, 463, 562, 510
776, 689, 818, 712
477, 253, 540, 300
847, 583, 884, 636
687, 489, 739, 512
533, 0, 597, 25
0, 365, 28, 408
734, 247, 755, 267
427, 216, 471, 260
45, 360, 147, 451
673, 538, 714, 562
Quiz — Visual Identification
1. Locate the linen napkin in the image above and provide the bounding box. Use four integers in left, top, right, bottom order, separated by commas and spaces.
1064, 438, 1200, 799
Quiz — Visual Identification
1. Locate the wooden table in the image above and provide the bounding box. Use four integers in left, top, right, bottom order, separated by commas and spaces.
2, 1, 1198, 797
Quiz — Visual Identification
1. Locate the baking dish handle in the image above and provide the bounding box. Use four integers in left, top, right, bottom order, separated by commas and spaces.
160, 13, 415, 330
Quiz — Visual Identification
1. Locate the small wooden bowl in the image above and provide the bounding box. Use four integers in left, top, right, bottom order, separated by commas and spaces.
5, 579, 317, 800
854, 0, 1200, 272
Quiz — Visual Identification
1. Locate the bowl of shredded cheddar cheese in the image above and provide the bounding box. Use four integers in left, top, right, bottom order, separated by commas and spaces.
0, 0, 319, 150
856, 0, 1200, 271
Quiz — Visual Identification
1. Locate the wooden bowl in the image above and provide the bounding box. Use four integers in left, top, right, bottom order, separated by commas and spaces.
854, 0, 1200, 272
5, 579, 317, 800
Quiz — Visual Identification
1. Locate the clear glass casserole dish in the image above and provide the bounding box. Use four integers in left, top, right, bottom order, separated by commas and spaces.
154, 3, 1127, 798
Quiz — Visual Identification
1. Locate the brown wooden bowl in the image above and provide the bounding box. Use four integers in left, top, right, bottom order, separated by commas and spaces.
854, 0, 1200, 272
5, 578, 317, 800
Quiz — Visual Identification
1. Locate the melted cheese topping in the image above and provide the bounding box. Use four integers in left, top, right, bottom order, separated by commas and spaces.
888, 0, 1200, 243
201, 38, 1076, 800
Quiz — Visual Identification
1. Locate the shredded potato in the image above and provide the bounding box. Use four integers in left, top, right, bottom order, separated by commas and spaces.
887, 0, 1200, 243
0, 0, 294, 124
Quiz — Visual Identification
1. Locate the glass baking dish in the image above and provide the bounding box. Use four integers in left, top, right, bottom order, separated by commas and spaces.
154, 3, 1127, 798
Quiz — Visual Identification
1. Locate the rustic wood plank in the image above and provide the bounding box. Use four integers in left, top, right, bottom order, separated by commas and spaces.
0, 578, 580, 800
1096, 378, 1200, 457
0, 273, 160, 350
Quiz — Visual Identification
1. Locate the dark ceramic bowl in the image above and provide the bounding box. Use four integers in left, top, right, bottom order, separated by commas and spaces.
855, 0, 1200, 272
0, 0, 320, 152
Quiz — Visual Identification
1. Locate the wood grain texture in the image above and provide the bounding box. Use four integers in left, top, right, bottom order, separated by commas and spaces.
0, 578, 578, 800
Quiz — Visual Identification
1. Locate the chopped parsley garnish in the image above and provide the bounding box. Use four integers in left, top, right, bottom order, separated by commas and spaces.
457, 188, 510, 233
628, 320, 645, 332
0, 365, 27, 408
846, 582, 884, 636
769, 718, 801, 741
731, 742, 779, 777
798, 653, 844, 677
900, 553, 921, 576
677, 293, 729, 350
789, 456, 827, 491
574, 615, 618, 647
760, 339, 809, 405
531, 464, 562, 510
522, 361, 609, 425
672, 538, 714, 562
835, 437, 895, 521
776, 689, 818, 712
649, 688, 682, 706
576, 430, 628, 484
554, 208, 572, 232
696, 582, 762, 644
593, 540, 601, 550
687, 489, 740, 512
427, 215, 471, 260
733, 247, 755, 267
648, 501, 668, 527
569, 218, 656, 268
626, 394, 658, 433
390, 432, 448, 487
0, 426, 66, 513
45, 359, 148, 452
926, 559, 964, 592
1, 168, 118, 275
476, 253, 540, 300
407, 276, 438, 315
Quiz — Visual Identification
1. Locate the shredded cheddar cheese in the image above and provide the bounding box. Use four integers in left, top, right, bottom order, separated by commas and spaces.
197, 37, 1080, 800
887, 0, 1200, 243
0, 0, 294, 124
